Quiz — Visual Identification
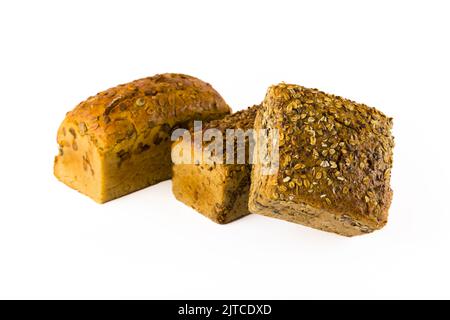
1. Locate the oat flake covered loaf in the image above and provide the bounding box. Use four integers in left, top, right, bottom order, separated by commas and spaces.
54, 73, 231, 203
172, 105, 259, 223
249, 83, 394, 236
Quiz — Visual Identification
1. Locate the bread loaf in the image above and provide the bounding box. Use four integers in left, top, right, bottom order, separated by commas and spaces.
172, 105, 259, 223
248, 84, 394, 236
54, 73, 231, 203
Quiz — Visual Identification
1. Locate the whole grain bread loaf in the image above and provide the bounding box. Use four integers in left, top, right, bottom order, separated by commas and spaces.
172, 105, 259, 223
248, 83, 394, 236
54, 73, 231, 203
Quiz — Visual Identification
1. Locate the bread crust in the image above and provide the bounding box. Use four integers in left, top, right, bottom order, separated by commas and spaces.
249, 84, 394, 236
54, 73, 231, 203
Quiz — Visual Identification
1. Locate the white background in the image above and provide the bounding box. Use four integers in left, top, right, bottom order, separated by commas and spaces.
0, 0, 449, 299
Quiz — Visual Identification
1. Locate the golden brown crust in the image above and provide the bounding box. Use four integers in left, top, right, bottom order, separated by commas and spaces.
58, 73, 230, 152
249, 83, 394, 236
55, 73, 231, 203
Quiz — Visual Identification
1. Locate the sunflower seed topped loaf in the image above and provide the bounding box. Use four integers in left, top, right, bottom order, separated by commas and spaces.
172, 105, 259, 223
54, 73, 231, 203
249, 84, 394, 236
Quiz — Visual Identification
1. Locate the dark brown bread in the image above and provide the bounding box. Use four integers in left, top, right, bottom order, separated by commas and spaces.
249, 83, 394, 236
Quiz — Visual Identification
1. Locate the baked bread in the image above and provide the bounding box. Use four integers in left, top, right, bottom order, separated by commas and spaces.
249, 83, 394, 236
54, 73, 231, 203
172, 105, 259, 223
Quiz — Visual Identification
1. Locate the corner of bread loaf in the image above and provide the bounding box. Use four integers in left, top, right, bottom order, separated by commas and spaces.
172, 161, 229, 221
54, 120, 108, 203
248, 164, 385, 237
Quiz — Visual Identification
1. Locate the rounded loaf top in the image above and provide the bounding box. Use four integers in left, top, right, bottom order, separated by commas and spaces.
263, 83, 394, 226
58, 73, 231, 152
